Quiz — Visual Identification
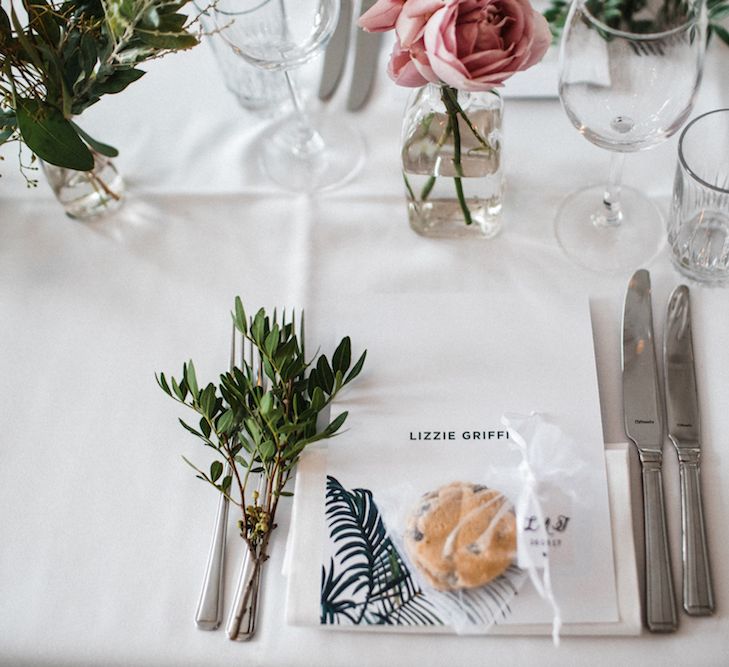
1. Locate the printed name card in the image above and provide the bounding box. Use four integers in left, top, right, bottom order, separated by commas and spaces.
301, 292, 620, 629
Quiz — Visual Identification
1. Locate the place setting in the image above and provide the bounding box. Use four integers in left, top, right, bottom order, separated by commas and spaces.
1, 0, 728, 665
156, 291, 630, 642
154, 268, 716, 650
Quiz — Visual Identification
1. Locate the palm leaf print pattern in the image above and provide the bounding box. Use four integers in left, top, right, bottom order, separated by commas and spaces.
320, 475, 442, 626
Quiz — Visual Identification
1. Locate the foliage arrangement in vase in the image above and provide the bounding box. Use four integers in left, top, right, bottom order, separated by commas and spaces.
543, 0, 729, 46
359, 0, 551, 238
0, 0, 199, 220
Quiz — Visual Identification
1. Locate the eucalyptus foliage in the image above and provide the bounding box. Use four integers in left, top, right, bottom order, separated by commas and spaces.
0, 0, 199, 180
544, 0, 729, 45
157, 297, 366, 564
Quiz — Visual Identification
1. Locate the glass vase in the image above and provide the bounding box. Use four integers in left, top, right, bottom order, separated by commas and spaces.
42, 151, 125, 221
401, 83, 503, 239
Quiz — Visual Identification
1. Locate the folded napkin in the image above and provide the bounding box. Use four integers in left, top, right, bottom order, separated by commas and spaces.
283, 442, 641, 636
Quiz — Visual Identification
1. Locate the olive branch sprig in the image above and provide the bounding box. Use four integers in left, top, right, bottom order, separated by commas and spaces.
156, 297, 367, 556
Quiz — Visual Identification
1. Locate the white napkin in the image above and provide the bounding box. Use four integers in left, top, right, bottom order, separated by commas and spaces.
283, 442, 641, 636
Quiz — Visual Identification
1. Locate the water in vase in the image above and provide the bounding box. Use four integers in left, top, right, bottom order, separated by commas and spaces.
402, 105, 503, 239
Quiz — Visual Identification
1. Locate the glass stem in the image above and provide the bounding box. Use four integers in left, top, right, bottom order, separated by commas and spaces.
599, 152, 625, 228
283, 70, 325, 159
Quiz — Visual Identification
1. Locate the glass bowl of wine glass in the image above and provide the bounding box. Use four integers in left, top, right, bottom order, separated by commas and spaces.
213, 0, 365, 191
556, 0, 707, 273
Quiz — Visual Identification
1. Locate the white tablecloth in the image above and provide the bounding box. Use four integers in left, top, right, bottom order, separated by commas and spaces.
1, 36, 728, 667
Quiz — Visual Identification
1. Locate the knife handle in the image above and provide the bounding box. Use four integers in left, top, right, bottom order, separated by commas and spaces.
679, 458, 715, 615
641, 459, 678, 632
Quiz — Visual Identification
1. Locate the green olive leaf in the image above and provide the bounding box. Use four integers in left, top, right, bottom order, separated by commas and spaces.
332, 336, 352, 373
91, 68, 146, 95
210, 461, 223, 483
15, 98, 93, 170
71, 121, 119, 157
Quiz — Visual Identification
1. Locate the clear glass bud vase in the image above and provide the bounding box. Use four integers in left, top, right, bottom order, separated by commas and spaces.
42, 151, 125, 221
402, 83, 503, 239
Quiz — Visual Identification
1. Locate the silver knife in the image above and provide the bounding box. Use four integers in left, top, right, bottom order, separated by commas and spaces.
622, 269, 678, 633
664, 285, 715, 616
318, 0, 353, 100
347, 0, 382, 111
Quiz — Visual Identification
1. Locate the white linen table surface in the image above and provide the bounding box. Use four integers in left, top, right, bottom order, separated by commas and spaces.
1, 37, 728, 667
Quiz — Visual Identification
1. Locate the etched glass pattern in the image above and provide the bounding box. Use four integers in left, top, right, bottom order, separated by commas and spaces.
668, 109, 729, 285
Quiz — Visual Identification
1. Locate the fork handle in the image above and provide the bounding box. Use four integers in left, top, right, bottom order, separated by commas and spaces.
195, 487, 229, 630
226, 549, 262, 641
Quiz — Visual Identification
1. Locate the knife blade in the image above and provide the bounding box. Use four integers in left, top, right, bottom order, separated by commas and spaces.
347, 0, 382, 111
622, 269, 678, 633
318, 0, 353, 100
664, 285, 715, 616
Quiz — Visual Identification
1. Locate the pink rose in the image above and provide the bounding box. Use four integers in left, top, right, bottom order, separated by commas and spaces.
388, 40, 429, 87
423, 0, 551, 91
408, 38, 440, 84
358, 0, 406, 32
395, 0, 446, 47
388, 38, 439, 86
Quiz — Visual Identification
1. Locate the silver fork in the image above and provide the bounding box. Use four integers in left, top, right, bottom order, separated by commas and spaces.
194, 322, 240, 630
225, 526, 262, 641
226, 317, 268, 641
225, 309, 303, 640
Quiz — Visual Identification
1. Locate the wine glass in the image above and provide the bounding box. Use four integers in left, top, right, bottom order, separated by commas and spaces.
198, 5, 290, 116
213, 0, 365, 191
556, 0, 707, 273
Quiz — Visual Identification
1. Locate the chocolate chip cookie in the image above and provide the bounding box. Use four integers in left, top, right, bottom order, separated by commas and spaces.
404, 482, 516, 591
